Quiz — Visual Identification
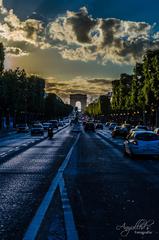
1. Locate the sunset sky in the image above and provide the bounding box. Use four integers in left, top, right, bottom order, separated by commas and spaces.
1, 0, 159, 102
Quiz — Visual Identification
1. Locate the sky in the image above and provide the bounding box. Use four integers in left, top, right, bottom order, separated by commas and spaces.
1, 0, 159, 102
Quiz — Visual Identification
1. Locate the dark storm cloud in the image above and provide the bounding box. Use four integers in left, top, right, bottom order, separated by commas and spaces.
67, 7, 96, 43
101, 18, 121, 46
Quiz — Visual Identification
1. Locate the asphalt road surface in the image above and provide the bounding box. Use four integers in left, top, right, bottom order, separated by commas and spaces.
0, 126, 159, 240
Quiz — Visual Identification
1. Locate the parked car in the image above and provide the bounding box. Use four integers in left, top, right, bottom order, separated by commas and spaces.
31, 124, 44, 136
96, 123, 103, 130
42, 122, 52, 130
49, 120, 59, 129
124, 131, 159, 157
16, 123, 29, 133
105, 122, 110, 127
84, 122, 95, 132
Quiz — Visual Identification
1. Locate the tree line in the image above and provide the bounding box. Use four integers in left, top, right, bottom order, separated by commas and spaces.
111, 50, 159, 126
86, 49, 159, 126
0, 43, 72, 128
85, 95, 111, 118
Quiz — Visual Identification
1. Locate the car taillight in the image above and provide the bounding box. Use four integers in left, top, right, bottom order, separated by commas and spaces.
132, 140, 138, 145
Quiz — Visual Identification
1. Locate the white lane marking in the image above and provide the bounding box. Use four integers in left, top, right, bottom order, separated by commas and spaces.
8, 149, 14, 152
0, 153, 7, 157
59, 177, 78, 240
23, 134, 80, 240
0, 152, 6, 156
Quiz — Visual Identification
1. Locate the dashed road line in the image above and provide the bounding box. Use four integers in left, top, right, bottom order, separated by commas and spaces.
23, 133, 80, 240
59, 177, 79, 240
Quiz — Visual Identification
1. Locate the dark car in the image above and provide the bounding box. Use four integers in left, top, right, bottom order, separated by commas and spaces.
49, 120, 59, 129
31, 124, 44, 136
16, 123, 29, 133
96, 123, 103, 130
42, 122, 52, 130
112, 126, 123, 137
84, 122, 95, 132
135, 125, 148, 131
109, 123, 117, 130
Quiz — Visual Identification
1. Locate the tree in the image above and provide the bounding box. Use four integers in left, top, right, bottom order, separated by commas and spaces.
130, 63, 145, 111
44, 93, 72, 120
0, 42, 5, 74
111, 80, 120, 111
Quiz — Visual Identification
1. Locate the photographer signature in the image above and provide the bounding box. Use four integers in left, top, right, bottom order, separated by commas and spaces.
116, 219, 155, 237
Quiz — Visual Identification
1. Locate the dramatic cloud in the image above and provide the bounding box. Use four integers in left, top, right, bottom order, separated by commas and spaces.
47, 7, 159, 64
0, 6, 48, 56
1, 5, 159, 63
45, 76, 112, 101
2, 4, 159, 98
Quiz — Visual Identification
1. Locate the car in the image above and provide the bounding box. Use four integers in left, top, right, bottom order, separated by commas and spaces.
128, 127, 147, 135
112, 126, 123, 137
154, 128, 159, 135
31, 124, 44, 136
109, 123, 117, 130
42, 122, 52, 130
135, 125, 148, 131
49, 120, 59, 129
124, 131, 159, 157
96, 123, 103, 130
121, 124, 132, 131
84, 122, 95, 132
105, 122, 110, 127
58, 121, 65, 127
16, 123, 29, 133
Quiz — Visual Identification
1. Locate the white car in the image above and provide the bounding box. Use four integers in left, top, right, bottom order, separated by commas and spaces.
31, 124, 44, 136
124, 131, 159, 157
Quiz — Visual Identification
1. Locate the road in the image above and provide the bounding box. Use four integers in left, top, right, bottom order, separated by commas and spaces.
0, 126, 159, 240
0, 127, 66, 159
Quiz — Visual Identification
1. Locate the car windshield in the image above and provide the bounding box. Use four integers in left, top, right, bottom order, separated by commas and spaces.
136, 133, 159, 141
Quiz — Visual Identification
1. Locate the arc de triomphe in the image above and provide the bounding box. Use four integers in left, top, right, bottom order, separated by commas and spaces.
70, 94, 87, 112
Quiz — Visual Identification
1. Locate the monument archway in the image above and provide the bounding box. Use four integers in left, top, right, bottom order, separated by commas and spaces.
70, 94, 87, 112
